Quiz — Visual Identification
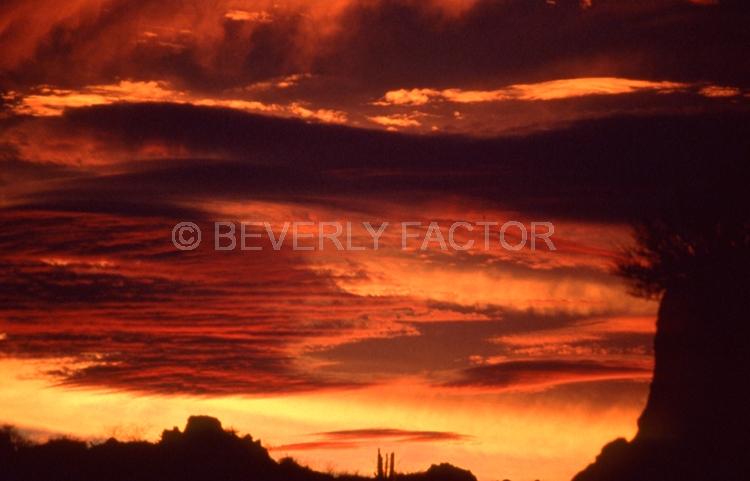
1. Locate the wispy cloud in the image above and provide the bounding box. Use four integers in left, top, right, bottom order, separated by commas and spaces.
447, 359, 651, 391
367, 113, 424, 128
374, 78, 688, 106
269, 428, 470, 451
698, 85, 743, 98
9, 80, 347, 124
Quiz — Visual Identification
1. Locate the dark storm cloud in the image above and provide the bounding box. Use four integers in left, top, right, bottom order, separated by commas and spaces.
7, 102, 749, 222
320, 0, 750, 88
3, 0, 750, 94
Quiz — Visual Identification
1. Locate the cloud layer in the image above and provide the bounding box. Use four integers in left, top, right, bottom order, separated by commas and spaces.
1, 3, 748, 479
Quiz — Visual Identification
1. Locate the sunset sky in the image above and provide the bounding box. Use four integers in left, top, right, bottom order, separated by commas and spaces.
1, 1, 749, 480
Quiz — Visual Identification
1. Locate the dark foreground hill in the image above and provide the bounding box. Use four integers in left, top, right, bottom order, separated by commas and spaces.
0, 416, 477, 481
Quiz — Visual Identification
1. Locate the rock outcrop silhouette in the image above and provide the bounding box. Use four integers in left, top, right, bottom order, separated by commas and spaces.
0, 416, 478, 481
574, 215, 750, 481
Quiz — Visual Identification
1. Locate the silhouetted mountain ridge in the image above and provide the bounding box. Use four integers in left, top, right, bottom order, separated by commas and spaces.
0, 416, 478, 481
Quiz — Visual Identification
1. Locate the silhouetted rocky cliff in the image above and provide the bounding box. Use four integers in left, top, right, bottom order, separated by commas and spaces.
574, 217, 750, 481
0, 416, 478, 481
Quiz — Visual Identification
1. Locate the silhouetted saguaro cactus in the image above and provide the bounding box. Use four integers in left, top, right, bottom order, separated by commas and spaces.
376, 449, 396, 479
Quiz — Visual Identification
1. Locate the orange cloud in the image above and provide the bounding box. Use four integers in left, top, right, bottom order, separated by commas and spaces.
699, 85, 742, 98
13, 81, 187, 116
289, 102, 349, 124
324, 251, 655, 317
10, 80, 347, 124
224, 10, 273, 23
375, 77, 688, 106
368, 113, 423, 128
374, 89, 440, 106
